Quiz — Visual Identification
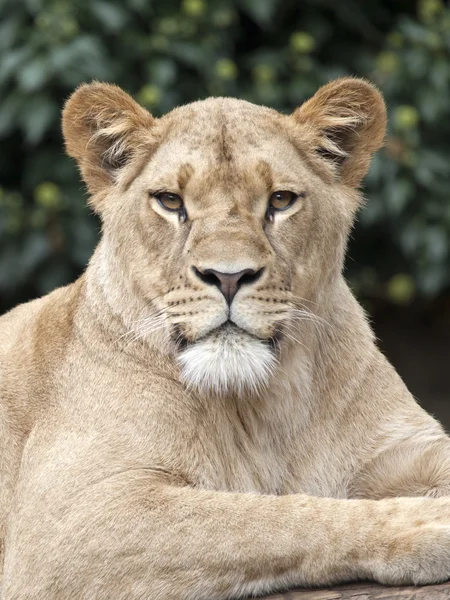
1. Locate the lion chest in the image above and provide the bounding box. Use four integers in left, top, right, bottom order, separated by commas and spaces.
180, 396, 363, 498
181, 397, 307, 495
47, 353, 355, 500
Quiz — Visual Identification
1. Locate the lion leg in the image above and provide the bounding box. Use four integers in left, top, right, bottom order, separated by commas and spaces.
352, 430, 450, 499
4, 470, 450, 599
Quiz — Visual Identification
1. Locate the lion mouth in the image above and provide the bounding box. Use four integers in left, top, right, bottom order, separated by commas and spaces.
173, 320, 279, 353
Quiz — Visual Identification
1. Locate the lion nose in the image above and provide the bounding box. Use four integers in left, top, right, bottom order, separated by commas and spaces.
194, 267, 263, 305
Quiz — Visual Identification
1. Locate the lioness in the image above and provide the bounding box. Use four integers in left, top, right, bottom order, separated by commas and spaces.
1, 78, 450, 600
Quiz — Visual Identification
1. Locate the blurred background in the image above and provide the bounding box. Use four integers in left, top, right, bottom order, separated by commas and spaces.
0, 0, 449, 424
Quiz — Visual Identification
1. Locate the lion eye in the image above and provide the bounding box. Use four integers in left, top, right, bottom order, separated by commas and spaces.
268, 191, 297, 212
155, 192, 184, 212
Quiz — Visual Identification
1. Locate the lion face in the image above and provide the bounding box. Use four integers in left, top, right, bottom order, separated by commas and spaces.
63, 79, 386, 394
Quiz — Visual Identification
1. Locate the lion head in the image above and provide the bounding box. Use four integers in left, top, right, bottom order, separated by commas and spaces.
62, 78, 386, 395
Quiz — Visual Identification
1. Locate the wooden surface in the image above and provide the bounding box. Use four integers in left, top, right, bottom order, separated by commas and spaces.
262, 581, 450, 599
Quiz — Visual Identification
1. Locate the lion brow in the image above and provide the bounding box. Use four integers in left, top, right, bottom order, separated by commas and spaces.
177, 163, 194, 192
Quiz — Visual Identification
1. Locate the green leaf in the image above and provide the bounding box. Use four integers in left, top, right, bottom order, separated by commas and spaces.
18, 232, 52, 281
147, 58, 177, 87
0, 15, 22, 51
418, 264, 448, 296
169, 41, 209, 69
0, 46, 33, 86
0, 92, 22, 136
16, 56, 51, 92
239, 0, 279, 27
387, 179, 413, 215
425, 227, 448, 261
19, 96, 58, 144
91, 1, 128, 32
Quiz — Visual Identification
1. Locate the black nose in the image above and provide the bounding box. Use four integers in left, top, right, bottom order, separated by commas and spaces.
194, 267, 263, 305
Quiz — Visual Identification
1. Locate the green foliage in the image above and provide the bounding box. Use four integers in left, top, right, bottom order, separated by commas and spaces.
0, 0, 449, 311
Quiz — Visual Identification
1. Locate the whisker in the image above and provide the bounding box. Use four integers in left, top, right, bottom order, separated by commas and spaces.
118, 317, 167, 342
287, 317, 328, 339
289, 314, 327, 329
118, 303, 172, 348
279, 325, 309, 352
288, 306, 333, 330
123, 322, 169, 350
284, 293, 319, 307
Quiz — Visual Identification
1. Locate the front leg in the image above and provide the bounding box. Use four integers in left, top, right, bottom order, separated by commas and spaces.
4, 469, 450, 599
351, 414, 450, 499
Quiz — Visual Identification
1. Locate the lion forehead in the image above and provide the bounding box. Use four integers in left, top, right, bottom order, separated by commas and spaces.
158, 97, 286, 153
137, 101, 309, 192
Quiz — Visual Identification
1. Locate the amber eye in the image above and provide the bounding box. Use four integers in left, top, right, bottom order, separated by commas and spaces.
155, 192, 184, 212
268, 190, 298, 212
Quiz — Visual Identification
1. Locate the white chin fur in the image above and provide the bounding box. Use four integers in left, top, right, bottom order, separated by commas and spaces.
177, 329, 277, 396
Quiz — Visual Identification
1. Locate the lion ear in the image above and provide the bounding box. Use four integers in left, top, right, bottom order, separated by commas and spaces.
62, 82, 154, 195
292, 78, 386, 187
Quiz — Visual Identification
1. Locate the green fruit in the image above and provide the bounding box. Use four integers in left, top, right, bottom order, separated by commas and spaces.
215, 59, 238, 80
394, 106, 420, 130
34, 182, 62, 210
290, 32, 315, 54
387, 274, 415, 304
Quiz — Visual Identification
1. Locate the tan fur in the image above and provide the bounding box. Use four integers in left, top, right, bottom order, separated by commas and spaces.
1, 78, 450, 599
